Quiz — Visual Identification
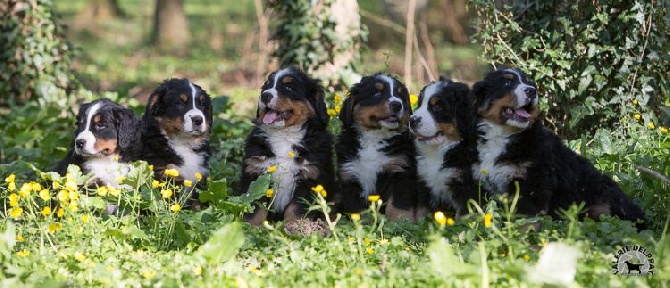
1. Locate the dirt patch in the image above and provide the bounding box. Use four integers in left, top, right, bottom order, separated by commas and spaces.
283, 218, 330, 237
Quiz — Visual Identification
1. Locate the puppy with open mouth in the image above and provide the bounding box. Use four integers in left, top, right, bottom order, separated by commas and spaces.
336, 73, 423, 221
239, 67, 336, 225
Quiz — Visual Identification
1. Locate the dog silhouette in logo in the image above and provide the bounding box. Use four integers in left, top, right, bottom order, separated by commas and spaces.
624, 260, 644, 274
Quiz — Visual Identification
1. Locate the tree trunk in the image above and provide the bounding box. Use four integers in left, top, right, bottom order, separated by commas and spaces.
150, 0, 190, 50
79, 0, 124, 21
312, 0, 361, 87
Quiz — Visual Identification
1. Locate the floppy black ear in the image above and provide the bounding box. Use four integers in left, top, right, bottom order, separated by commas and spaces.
449, 83, 473, 140
145, 81, 170, 119
114, 107, 139, 149
308, 79, 329, 126
339, 93, 357, 128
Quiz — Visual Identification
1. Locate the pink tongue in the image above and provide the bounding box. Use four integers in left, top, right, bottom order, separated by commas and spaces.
263, 111, 278, 124
515, 108, 532, 118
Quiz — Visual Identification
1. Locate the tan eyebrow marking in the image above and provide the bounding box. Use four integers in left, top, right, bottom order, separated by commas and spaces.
502, 74, 514, 80
375, 82, 384, 91
282, 76, 293, 83
429, 97, 440, 106
93, 115, 101, 123
180, 94, 188, 103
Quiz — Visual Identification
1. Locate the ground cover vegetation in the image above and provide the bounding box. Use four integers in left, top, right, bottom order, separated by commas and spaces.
0, 0, 668, 286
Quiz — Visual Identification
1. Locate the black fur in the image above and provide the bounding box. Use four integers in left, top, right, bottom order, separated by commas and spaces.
336, 74, 422, 221
239, 67, 336, 223
471, 68, 645, 229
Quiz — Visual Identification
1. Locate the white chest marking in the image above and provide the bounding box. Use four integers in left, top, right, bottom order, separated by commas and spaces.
169, 138, 208, 181
341, 130, 399, 198
473, 122, 515, 193
84, 155, 130, 187
260, 126, 309, 212
416, 141, 460, 208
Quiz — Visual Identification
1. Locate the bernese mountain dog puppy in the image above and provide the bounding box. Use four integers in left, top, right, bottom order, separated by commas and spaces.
470, 68, 645, 228
55, 98, 141, 187
336, 73, 421, 221
409, 79, 479, 216
141, 78, 212, 203
239, 67, 335, 225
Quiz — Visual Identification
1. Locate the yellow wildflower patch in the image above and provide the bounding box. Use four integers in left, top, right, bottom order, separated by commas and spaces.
195, 172, 203, 181
41, 206, 51, 217
288, 151, 295, 157
16, 250, 30, 257
434, 211, 446, 226
8, 207, 23, 219
39, 189, 50, 201
8, 193, 19, 207
57, 208, 65, 218
648, 122, 656, 129
141, 270, 156, 279
164, 169, 180, 178
18, 183, 31, 198
170, 204, 182, 212
161, 189, 173, 199
409, 94, 419, 106
266, 165, 277, 173
183, 180, 193, 187
4, 173, 16, 183
367, 194, 380, 202
82, 214, 90, 223
97, 185, 108, 196
47, 223, 62, 234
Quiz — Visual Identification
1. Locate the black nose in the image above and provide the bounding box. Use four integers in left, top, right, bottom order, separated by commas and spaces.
260, 92, 273, 104
390, 101, 402, 113
191, 115, 203, 126
525, 87, 537, 99
75, 139, 86, 149
409, 116, 421, 129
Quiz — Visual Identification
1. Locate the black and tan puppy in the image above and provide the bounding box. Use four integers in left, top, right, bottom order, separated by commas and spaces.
55, 98, 141, 187
471, 68, 645, 228
141, 79, 212, 203
336, 73, 421, 221
409, 79, 479, 216
239, 67, 336, 225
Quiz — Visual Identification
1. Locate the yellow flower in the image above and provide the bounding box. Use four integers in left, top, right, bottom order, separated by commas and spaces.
366, 247, 375, 255
446, 217, 455, 226
65, 175, 77, 192
350, 213, 361, 222
8, 207, 23, 219
68, 190, 79, 201
148, 165, 154, 171
193, 265, 203, 276
8, 181, 16, 191
16, 250, 30, 257
327, 109, 336, 116
81, 214, 90, 223
363, 237, 371, 246
434, 211, 447, 226
480, 169, 490, 175
57, 189, 68, 202
648, 122, 656, 129
632, 99, 638, 105
661, 127, 669, 133
634, 114, 641, 120
39, 189, 50, 201
8, 193, 19, 207
68, 200, 79, 212
151, 180, 160, 189
74, 252, 87, 262
367, 194, 381, 202
226, 132, 233, 138
29, 181, 41, 191
41, 206, 51, 217
18, 183, 31, 197
183, 180, 193, 187
265, 188, 274, 198
195, 172, 203, 181
142, 270, 156, 279
523, 254, 531, 261
16, 235, 25, 242
116, 175, 126, 182
247, 264, 259, 272
266, 165, 277, 173
47, 223, 62, 234
161, 189, 173, 199
164, 168, 180, 178
4, 173, 16, 183
57, 208, 65, 218
334, 93, 342, 103
484, 213, 493, 228
288, 151, 295, 157
311, 184, 327, 197
379, 238, 389, 245
96, 185, 108, 196
170, 204, 182, 212
114, 155, 119, 162
334, 105, 342, 113
52, 181, 60, 189
409, 94, 419, 106
108, 186, 120, 197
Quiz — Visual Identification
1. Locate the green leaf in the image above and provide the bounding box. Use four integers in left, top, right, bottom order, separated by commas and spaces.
196, 222, 244, 263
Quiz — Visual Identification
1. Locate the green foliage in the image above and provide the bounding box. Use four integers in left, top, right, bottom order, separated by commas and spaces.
272, 0, 367, 87
0, 0, 78, 105
471, 0, 670, 138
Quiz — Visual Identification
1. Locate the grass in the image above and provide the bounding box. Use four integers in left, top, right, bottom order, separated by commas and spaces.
0, 0, 669, 287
